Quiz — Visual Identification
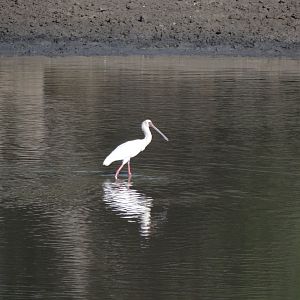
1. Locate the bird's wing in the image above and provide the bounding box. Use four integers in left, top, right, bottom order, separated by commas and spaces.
103, 139, 145, 165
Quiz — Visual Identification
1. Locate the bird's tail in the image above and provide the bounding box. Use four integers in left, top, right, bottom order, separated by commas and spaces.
103, 155, 112, 166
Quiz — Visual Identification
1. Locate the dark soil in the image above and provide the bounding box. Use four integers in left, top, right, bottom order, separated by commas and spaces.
0, 0, 299, 56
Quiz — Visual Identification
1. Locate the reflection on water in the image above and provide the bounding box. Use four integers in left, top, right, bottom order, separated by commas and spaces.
0, 56, 300, 299
103, 180, 153, 237
103, 180, 167, 238
0, 60, 46, 163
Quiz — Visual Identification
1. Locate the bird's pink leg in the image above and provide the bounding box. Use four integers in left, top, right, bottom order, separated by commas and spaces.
128, 161, 132, 177
115, 163, 125, 179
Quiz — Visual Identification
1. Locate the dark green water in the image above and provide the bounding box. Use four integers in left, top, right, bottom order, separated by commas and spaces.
0, 56, 300, 299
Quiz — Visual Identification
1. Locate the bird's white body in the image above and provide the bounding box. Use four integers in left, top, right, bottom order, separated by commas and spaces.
103, 138, 150, 166
103, 120, 168, 179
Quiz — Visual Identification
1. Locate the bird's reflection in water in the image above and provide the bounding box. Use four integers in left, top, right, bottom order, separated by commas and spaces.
102, 179, 157, 238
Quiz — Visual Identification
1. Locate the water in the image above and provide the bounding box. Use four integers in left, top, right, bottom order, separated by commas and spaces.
0, 56, 300, 299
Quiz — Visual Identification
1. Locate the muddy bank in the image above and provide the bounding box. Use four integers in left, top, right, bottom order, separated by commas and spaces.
0, 0, 299, 56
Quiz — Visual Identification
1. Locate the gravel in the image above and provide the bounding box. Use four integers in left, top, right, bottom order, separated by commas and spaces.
0, 0, 299, 56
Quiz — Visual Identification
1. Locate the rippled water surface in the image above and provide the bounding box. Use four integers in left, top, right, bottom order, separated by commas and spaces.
0, 56, 300, 299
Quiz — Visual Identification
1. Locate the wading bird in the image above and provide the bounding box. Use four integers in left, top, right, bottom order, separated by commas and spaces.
103, 120, 169, 179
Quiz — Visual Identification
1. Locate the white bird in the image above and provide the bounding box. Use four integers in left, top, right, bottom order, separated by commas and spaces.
103, 119, 169, 179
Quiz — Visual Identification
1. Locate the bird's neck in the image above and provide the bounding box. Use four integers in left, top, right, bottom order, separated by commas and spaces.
142, 126, 152, 146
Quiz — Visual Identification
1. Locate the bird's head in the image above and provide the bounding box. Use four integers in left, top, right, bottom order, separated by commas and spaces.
143, 119, 153, 127
142, 119, 169, 141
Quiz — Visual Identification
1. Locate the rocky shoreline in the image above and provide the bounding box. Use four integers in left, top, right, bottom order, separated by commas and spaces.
0, 0, 299, 57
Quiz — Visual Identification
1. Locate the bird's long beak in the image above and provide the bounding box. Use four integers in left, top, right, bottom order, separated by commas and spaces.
150, 122, 169, 141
